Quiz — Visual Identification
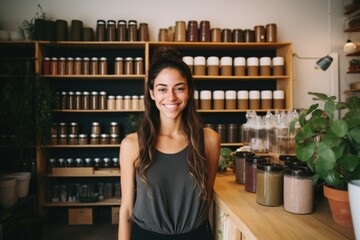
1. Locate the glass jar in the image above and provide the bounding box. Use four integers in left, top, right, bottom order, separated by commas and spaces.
99, 57, 107, 75
58, 57, 66, 75
245, 155, 267, 193
128, 20, 138, 41
110, 122, 120, 135
124, 57, 134, 75
138, 23, 149, 41
284, 167, 314, 214
93, 158, 102, 169
61, 91, 67, 109
256, 163, 284, 206
68, 134, 78, 145
74, 91, 82, 109
115, 95, 123, 110
90, 57, 99, 75
66, 158, 75, 167
99, 91, 107, 110
123, 95, 131, 110
234, 151, 254, 184
90, 134, 100, 144
75, 158, 83, 167
82, 57, 90, 75
50, 57, 58, 75
110, 134, 120, 144
67, 91, 74, 110
84, 158, 93, 167
100, 134, 110, 144
91, 122, 101, 135
74, 57, 82, 75
51, 134, 58, 145
114, 57, 124, 75
90, 91, 99, 110
107, 95, 115, 110
78, 134, 88, 145
42, 57, 50, 75
106, 20, 116, 41
58, 134, 67, 145
82, 91, 90, 110
134, 57, 144, 75
112, 157, 120, 168
103, 157, 112, 168
69, 122, 79, 135
131, 95, 139, 110
57, 158, 66, 167
66, 57, 74, 75
117, 20, 127, 41
96, 19, 106, 41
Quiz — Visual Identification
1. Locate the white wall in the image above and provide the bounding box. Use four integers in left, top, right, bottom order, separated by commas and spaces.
0, 0, 356, 109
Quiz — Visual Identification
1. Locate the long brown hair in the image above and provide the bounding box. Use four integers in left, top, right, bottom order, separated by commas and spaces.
136, 47, 208, 199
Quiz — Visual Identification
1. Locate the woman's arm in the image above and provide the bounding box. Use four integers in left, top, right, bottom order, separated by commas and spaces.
118, 133, 138, 240
204, 128, 221, 205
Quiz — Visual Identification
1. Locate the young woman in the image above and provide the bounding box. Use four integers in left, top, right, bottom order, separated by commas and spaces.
118, 47, 220, 240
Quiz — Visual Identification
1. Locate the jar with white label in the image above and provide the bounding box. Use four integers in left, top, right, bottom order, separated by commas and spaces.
273, 90, 285, 109
261, 90, 272, 110
115, 95, 124, 110
247, 57, 259, 76
107, 95, 115, 110
260, 57, 271, 76
237, 90, 249, 110
132, 95, 139, 110
234, 57, 246, 76
124, 95, 131, 110
220, 57, 232, 76
200, 90, 212, 110
272, 57, 284, 75
207, 56, 219, 76
225, 90, 237, 110
249, 90, 260, 109
213, 90, 225, 110
182, 56, 194, 73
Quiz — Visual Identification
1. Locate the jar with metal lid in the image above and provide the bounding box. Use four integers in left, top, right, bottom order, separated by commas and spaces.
59, 134, 67, 145
51, 134, 58, 145
103, 158, 112, 168
90, 91, 99, 110
127, 20, 138, 41
139, 95, 144, 110
243, 29, 254, 42
84, 158, 93, 167
65, 57, 74, 75
266, 23, 277, 42
74, 91, 82, 109
110, 134, 120, 144
50, 57, 58, 75
124, 57, 134, 75
227, 123, 238, 143
93, 157, 102, 169
245, 155, 267, 193
91, 122, 101, 135
117, 20, 127, 41
82, 57, 90, 75
58, 57, 66, 75
254, 25, 265, 42
107, 95, 115, 110
134, 57, 144, 75
112, 157, 119, 167
74, 57, 82, 75
99, 57, 107, 75
99, 91, 107, 110
110, 122, 120, 135
42, 57, 50, 75
61, 92, 67, 109
114, 57, 124, 75
234, 151, 254, 184
100, 134, 110, 144
69, 122, 79, 135
216, 124, 227, 143
116, 95, 124, 110
123, 95, 131, 110
284, 166, 314, 214
106, 20, 116, 41
96, 19, 106, 41
256, 163, 284, 206
82, 91, 90, 110
67, 91, 74, 109
58, 122, 67, 135
131, 95, 139, 110
75, 158, 83, 167
138, 23, 149, 41
90, 57, 99, 75
68, 134, 78, 145
48, 158, 56, 173
57, 158, 66, 167
78, 134, 88, 145
90, 134, 100, 144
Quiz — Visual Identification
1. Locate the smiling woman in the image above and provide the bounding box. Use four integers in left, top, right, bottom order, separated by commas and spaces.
118, 47, 221, 240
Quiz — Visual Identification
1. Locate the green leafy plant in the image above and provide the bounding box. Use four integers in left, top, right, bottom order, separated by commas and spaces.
218, 147, 233, 172
18, 4, 46, 40
290, 92, 360, 190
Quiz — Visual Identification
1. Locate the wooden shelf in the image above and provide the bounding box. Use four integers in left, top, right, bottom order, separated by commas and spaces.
193, 75, 289, 80
44, 198, 121, 207
53, 109, 143, 113
42, 144, 120, 148
42, 74, 145, 80
48, 167, 120, 177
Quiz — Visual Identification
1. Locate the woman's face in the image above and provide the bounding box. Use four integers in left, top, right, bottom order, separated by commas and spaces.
150, 67, 189, 120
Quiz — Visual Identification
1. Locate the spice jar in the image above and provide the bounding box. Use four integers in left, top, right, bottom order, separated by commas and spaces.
216, 124, 227, 143
66, 57, 74, 75
61, 92, 67, 109
75, 158, 83, 167
58, 122, 67, 135
69, 122, 79, 135
106, 20, 116, 41
58, 134, 67, 145
266, 23, 277, 42
90, 91, 99, 110
110, 134, 120, 144
51, 135, 58, 145
68, 134, 78, 145
245, 155, 267, 193
234, 151, 254, 184
67, 91, 74, 110
90, 57, 99, 75
112, 157, 120, 167
200, 90, 211, 110
78, 134, 88, 145
103, 158, 112, 168
225, 90, 237, 110
96, 20, 106, 41
74, 91, 82, 110
114, 57, 124, 75
117, 20, 127, 41
84, 158, 93, 167
110, 122, 120, 135
107, 95, 115, 110
91, 122, 101, 135
256, 163, 284, 206
131, 95, 140, 110
82, 57, 90, 75
57, 158, 66, 167
90, 134, 100, 144
187, 20, 198, 42
134, 57, 144, 75
74, 57, 82, 75
284, 166, 314, 214
100, 134, 110, 144
50, 57, 58, 75
82, 91, 90, 110
99, 91, 107, 110
99, 57, 107, 75
58, 57, 66, 75
227, 123, 239, 143
138, 23, 149, 41
123, 95, 131, 110
254, 25, 265, 42
93, 158, 102, 169
124, 57, 134, 75
213, 90, 224, 110
115, 95, 123, 110
42, 57, 50, 75
128, 20, 138, 41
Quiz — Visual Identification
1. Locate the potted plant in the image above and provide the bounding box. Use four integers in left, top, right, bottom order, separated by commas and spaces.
290, 92, 360, 228
0, 66, 59, 170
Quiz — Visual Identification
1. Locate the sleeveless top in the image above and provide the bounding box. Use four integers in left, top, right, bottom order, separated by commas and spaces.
132, 146, 208, 234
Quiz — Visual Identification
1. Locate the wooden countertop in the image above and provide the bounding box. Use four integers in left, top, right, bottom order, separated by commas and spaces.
213, 172, 355, 240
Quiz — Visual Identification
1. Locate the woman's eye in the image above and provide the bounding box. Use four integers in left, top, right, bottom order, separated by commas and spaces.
158, 88, 166, 93
175, 87, 185, 92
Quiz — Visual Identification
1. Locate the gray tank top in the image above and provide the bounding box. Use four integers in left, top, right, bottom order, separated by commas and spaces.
132, 146, 208, 234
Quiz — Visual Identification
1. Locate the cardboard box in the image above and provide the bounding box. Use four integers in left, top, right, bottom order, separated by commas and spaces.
111, 207, 120, 224
68, 208, 93, 225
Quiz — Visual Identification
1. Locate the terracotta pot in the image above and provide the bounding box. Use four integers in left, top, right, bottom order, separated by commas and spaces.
323, 184, 353, 228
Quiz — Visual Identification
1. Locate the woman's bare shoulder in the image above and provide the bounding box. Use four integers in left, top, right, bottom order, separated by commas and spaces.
203, 127, 221, 149
120, 133, 139, 159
